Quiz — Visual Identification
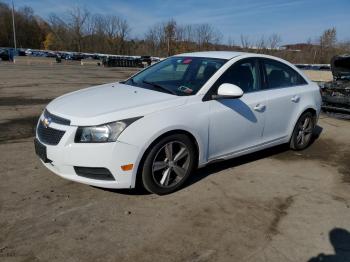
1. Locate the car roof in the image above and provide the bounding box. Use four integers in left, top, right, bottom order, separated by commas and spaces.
174, 51, 249, 60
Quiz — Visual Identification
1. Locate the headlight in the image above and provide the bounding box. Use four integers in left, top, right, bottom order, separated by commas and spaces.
75, 117, 142, 143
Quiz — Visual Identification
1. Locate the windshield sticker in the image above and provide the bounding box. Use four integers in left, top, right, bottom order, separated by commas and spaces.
183, 58, 192, 64
178, 86, 193, 94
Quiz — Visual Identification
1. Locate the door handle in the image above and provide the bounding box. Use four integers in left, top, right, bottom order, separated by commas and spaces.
254, 104, 266, 112
291, 95, 300, 103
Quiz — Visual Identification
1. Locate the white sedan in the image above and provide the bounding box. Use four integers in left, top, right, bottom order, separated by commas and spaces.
34, 51, 322, 194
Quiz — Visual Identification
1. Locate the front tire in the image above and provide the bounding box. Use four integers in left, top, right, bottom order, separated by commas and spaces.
141, 134, 196, 195
290, 111, 315, 150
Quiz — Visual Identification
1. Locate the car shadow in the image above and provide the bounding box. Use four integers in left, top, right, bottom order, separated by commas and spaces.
219, 99, 258, 123
94, 186, 151, 195
185, 143, 289, 188
96, 125, 322, 195
183, 124, 323, 189
308, 228, 350, 262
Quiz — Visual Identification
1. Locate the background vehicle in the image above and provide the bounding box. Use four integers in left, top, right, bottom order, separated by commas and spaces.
102, 56, 144, 68
0, 48, 10, 61
35, 52, 321, 194
321, 54, 350, 114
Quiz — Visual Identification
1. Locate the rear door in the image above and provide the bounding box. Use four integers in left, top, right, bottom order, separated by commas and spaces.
260, 58, 308, 142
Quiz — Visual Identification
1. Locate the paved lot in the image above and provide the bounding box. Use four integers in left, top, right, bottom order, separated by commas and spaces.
0, 61, 350, 262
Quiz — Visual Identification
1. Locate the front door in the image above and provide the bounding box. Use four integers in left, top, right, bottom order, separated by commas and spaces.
207, 58, 266, 159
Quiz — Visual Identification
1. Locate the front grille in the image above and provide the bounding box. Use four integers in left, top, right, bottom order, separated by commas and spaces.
37, 121, 65, 145
44, 109, 71, 126
74, 167, 115, 181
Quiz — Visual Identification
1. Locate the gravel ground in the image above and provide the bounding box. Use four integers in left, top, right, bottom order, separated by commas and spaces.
0, 60, 349, 262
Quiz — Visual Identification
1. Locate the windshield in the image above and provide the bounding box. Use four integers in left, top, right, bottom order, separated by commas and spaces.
124, 56, 227, 96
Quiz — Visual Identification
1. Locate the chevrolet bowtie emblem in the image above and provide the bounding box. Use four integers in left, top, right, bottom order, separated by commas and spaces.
42, 117, 51, 128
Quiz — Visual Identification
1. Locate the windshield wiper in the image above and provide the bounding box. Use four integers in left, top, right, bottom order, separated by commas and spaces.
142, 80, 177, 95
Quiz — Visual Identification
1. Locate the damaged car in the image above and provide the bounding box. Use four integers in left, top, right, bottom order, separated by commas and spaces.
321, 55, 350, 114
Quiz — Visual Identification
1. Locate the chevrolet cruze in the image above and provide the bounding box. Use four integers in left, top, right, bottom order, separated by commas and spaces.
34, 51, 322, 194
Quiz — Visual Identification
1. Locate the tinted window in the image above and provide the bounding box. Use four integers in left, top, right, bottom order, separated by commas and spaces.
211, 58, 261, 94
126, 57, 226, 96
263, 59, 307, 88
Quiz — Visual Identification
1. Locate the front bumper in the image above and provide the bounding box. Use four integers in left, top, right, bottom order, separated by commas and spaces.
35, 117, 141, 189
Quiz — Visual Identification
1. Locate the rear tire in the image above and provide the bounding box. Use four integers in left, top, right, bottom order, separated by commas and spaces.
290, 111, 315, 150
141, 134, 196, 195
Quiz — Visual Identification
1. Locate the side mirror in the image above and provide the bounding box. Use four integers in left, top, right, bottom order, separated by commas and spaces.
212, 83, 244, 99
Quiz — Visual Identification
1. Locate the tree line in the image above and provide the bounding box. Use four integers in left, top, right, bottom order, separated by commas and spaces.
0, 1, 349, 63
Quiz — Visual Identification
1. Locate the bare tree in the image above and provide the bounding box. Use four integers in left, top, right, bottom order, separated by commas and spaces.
320, 27, 337, 49
255, 35, 267, 53
196, 24, 214, 50
182, 24, 195, 43
145, 22, 163, 56
3, 1, 347, 63
47, 14, 71, 50
84, 14, 106, 52
267, 33, 281, 50
116, 17, 130, 54
227, 36, 235, 48
240, 34, 251, 50
319, 27, 337, 63
164, 19, 177, 55
68, 7, 89, 52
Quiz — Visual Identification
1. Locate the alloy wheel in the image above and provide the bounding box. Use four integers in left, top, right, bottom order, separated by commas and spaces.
296, 115, 313, 146
152, 141, 190, 188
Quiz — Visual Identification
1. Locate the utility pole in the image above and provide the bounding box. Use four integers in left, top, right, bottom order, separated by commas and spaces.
167, 37, 170, 57
11, 0, 17, 63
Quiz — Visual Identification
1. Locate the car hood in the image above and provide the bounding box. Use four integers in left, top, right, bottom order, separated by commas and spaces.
46, 83, 186, 126
331, 55, 350, 78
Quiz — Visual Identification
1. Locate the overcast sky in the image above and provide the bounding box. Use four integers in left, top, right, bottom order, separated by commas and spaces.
8, 0, 350, 44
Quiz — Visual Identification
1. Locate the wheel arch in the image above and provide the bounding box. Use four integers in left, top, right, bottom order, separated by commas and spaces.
134, 129, 201, 189
288, 106, 318, 141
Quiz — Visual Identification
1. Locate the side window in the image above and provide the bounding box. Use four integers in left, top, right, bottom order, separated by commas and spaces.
213, 58, 261, 93
263, 59, 307, 89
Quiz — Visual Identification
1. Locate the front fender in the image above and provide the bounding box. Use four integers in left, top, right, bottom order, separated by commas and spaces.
117, 100, 210, 186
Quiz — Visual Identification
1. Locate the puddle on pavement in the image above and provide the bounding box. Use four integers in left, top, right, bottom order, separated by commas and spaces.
0, 116, 39, 143
337, 152, 350, 183
267, 196, 294, 238
0, 97, 52, 106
